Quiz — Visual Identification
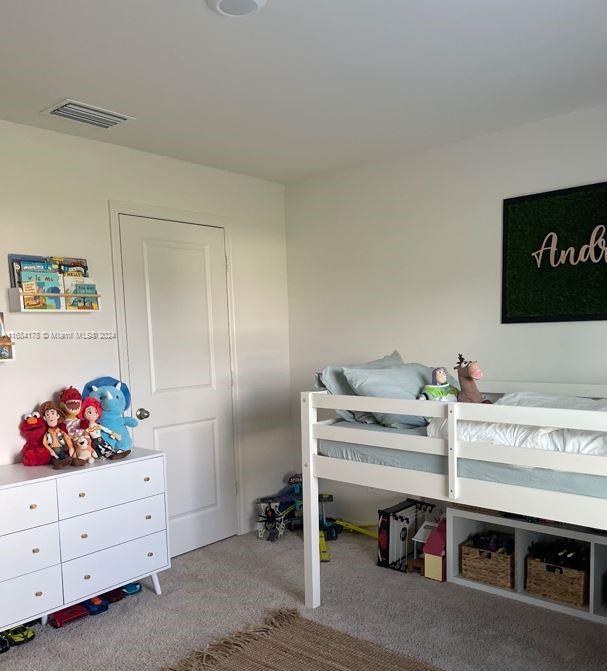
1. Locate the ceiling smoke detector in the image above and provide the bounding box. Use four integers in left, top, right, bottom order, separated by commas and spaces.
207, 0, 266, 17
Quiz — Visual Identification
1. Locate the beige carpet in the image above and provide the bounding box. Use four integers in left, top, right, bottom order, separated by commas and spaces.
167, 609, 443, 671
2, 532, 606, 671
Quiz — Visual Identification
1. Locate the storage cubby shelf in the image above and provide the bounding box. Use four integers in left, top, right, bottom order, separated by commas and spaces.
446, 507, 607, 623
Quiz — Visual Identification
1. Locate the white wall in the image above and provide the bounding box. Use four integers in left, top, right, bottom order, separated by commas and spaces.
286, 104, 607, 521
0, 119, 292, 532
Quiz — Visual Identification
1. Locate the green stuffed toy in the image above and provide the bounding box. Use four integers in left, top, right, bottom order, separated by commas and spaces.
418, 367, 459, 402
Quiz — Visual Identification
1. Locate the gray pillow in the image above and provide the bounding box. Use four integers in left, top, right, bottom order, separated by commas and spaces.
317, 350, 404, 422
342, 363, 458, 429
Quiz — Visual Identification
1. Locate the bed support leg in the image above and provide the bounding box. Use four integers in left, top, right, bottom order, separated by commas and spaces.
302, 392, 321, 609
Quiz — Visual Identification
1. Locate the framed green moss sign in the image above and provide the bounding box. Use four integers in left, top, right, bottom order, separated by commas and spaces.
502, 181, 607, 323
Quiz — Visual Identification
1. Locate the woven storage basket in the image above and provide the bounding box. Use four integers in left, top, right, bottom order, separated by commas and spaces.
460, 539, 514, 589
526, 557, 588, 607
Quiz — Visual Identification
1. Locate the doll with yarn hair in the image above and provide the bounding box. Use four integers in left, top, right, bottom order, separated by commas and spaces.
79, 397, 130, 460
418, 367, 459, 402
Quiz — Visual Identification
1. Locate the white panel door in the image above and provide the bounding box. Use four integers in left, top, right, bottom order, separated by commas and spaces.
119, 214, 237, 556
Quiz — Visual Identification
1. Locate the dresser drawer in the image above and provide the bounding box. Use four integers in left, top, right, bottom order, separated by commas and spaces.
60, 494, 167, 561
57, 457, 164, 519
0, 565, 63, 630
62, 531, 168, 604
0, 481, 57, 537
0, 523, 60, 582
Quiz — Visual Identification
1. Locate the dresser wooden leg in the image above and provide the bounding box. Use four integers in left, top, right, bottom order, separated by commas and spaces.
151, 573, 162, 595
41, 615, 48, 626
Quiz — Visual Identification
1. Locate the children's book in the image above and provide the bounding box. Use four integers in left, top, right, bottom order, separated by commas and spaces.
20, 271, 65, 310
64, 276, 99, 310
49, 257, 89, 277
8, 254, 89, 287
8, 254, 49, 287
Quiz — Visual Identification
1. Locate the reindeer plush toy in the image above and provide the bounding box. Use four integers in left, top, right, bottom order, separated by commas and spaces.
454, 354, 491, 404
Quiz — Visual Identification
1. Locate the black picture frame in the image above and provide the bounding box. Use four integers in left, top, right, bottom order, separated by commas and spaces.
502, 181, 607, 324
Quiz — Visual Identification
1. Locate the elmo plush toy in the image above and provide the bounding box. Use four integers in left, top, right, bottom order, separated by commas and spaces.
21, 411, 52, 466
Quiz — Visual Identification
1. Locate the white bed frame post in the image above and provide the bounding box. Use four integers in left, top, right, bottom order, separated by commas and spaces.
447, 402, 459, 500
302, 392, 320, 608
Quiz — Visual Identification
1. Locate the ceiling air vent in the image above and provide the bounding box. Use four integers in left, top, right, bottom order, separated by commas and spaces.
41, 99, 134, 129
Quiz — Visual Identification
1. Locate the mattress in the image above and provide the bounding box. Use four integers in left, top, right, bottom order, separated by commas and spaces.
428, 391, 607, 455
318, 421, 607, 500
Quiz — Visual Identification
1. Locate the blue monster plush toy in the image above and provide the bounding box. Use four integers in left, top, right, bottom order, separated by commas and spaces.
82, 377, 138, 450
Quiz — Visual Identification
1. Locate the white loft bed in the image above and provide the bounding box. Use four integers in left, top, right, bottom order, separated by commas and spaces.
301, 381, 607, 609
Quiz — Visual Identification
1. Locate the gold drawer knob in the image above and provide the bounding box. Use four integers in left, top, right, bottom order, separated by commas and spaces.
35, 591, 43, 597
29, 503, 38, 510
144, 476, 151, 482
32, 548, 40, 554
145, 514, 152, 520
81, 533, 88, 539
78, 492, 86, 498
147, 552, 154, 557
84, 574, 91, 580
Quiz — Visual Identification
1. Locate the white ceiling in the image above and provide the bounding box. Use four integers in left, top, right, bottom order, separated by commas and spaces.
1, 0, 606, 183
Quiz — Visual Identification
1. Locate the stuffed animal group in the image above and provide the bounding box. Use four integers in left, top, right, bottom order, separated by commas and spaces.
20, 377, 139, 469
418, 354, 491, 405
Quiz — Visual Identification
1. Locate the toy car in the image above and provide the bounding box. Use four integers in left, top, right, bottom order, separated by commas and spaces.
81, 597, 109, 616
49, 605, 89, 628
121, 582, 142, 596
100, 588, 124, 603
2, 625, 35, 646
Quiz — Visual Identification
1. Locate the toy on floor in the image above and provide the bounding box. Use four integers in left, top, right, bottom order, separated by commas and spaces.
20, 410, 52, 466
454, 354, 491, 404
59, 386, 83, 439
49, 605, 89, 628
40, 400, 75, 469
100, 588, 124, 603
257, 474, 303, 541
79, 397, 129, 460
424, 518, 447, 581
377, 499, 437, 573
418, 367, 459, 402
319, 531, 331, 562
257, 474, 341, 545
332, 519, 378, 540
0, 632, 9, 654
122, 582, 142, 596
81, 597, 109, 615
2, 625, 35, 646
82, 377, 138, 450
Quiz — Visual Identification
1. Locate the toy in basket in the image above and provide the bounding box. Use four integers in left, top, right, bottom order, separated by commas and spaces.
459, 531, 515, 589
526, 538, 589, 608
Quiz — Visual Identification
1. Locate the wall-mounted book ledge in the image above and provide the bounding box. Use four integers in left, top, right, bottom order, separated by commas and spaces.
7, 254, 100, 312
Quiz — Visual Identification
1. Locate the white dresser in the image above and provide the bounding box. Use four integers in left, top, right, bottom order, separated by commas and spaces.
0, 448, 170, 631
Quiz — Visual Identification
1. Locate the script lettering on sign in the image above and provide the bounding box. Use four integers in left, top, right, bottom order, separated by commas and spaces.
532, 224, 607, 269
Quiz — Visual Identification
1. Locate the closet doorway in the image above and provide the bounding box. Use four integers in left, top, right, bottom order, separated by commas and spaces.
111, 205, 238, 557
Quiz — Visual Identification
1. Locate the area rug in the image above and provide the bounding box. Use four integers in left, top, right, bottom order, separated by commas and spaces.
166, 609, 443, 671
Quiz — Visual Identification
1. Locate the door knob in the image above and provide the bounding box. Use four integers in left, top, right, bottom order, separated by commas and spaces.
136, 408, 150, 420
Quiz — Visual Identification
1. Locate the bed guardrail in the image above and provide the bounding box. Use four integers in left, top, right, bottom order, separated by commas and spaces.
306, 391, 607, 493
302, 389, 607, 608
